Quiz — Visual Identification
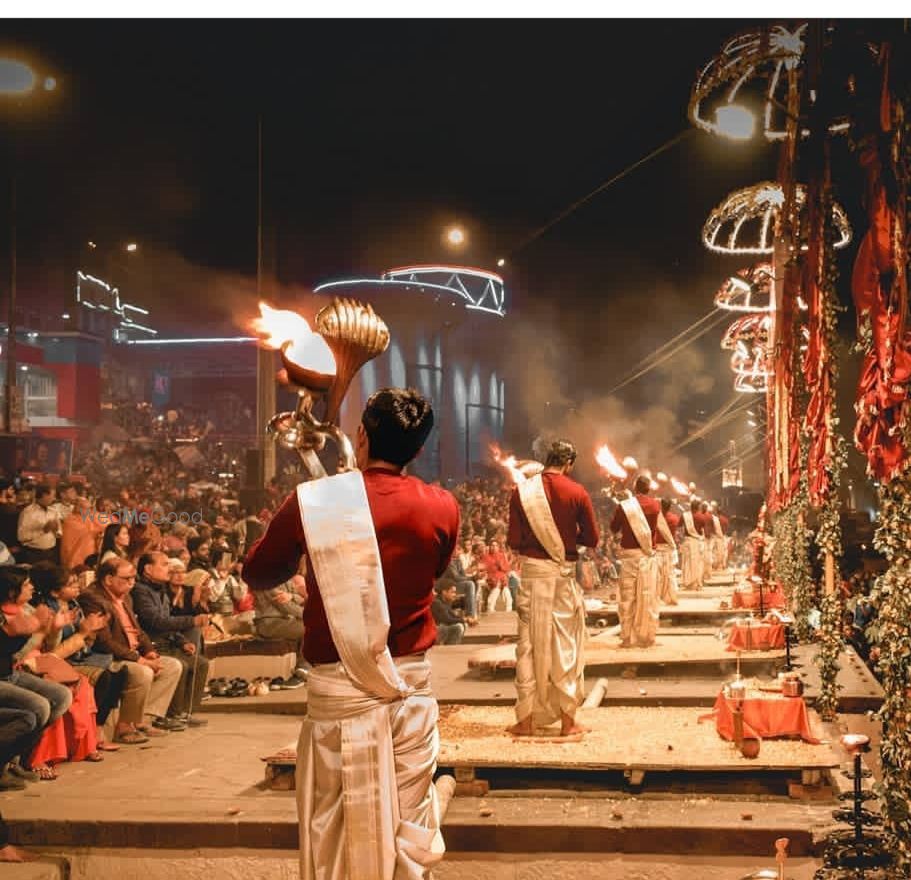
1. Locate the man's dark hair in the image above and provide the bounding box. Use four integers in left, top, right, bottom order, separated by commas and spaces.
34, 483, 52, 500
0, 566, 31, 603
543, 439, 576, 468
634, 475, 651, 495
137, 551, 166, 581
661, 497, 672, 514
691, 498, 701, 513
29, 562, 69, 600
97, 558, 127, 585
361, 388, 434, 467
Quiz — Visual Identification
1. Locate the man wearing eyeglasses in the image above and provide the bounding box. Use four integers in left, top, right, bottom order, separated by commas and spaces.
79, 559, 183, 744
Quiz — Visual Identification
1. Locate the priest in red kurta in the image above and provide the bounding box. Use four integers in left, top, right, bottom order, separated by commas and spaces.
610, 476, 661, 647
244, 388, 460, 880
507, 439, 599, 738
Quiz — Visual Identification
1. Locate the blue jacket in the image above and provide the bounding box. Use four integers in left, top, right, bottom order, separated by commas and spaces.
132, 577, 195, 649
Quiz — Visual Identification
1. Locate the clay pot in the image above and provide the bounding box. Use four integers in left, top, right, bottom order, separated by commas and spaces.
740, 738, 761, 759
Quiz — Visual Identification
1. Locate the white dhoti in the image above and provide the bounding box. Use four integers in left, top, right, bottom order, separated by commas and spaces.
616, 548, 660, 647
710, 536, 727, 571
297, 654, 443, 880
656, 545, 679, 605
701, 539, 714, 582
514, 556, 586, 726
680, 536, 704, 590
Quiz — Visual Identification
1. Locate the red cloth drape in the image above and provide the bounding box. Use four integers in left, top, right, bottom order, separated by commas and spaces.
700, 691, 820, 744
852, 44, 911, 480
726, 621, 786, 651
30, 675, 98, 766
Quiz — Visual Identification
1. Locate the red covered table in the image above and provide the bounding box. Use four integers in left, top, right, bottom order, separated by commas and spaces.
700, 689, 820, 744
726, 621, 786, 652
732, 587, 786, 610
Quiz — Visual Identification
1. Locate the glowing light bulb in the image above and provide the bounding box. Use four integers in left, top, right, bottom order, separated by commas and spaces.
497, 258, 505, 267
126, 242, 138, 253
714, 104, 755, 140
446, 226, 465, 246
0, 59, 36, 95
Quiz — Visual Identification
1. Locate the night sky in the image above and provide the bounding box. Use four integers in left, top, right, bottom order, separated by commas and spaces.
0, 19, 885, 489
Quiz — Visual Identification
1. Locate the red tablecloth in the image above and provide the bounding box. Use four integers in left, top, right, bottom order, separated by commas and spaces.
726, 622, 786, 652
700, 690, 819, 743
732, 588, 786, 610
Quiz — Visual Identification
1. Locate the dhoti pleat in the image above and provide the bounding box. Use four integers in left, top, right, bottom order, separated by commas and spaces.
680, 537, 704, 590
617, 549, 660, 647
656, 546, 679, 605
514, 557, 585, 727
711, 536, 726, 570
297, 656, 443, 880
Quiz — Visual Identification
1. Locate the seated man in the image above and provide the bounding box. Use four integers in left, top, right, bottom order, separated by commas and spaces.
434, 540, 478, 622
79, 559, 184, 742
132, 551, 210, 727
432, 584, 467, 645
253, 574, 306, 642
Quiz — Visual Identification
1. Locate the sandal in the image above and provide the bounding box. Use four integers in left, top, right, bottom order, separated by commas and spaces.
31, 764, 58, 781
115, 730, 150, 745
97, 741, 120, 752
85, 752, 104, 762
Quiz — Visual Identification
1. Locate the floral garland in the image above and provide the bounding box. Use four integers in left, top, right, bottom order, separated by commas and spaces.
812, 200, 847, 722
869, 478, 911, 864
772, 447, 814, 642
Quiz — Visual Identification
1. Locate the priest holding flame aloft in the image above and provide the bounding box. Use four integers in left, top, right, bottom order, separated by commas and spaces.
245, 302, 460, 880
609, 475, 661, 648
506, 439, 599, 738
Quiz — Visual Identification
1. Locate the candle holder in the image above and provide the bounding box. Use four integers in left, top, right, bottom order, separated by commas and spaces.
811, 734, 893, 879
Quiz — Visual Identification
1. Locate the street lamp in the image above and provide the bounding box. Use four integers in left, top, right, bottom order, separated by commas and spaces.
714, 104, 756, 141
1, 56, 56, 433
125, 242, 138, 253
445, 226, 466, 247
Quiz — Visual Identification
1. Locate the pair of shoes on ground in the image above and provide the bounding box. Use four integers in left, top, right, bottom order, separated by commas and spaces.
270, 671, 307, 691
152, 715, 187, 732
171, 712, 208, 728
208, 677, 251, 698
246, 677, 272, 697
0, 761, 41, 790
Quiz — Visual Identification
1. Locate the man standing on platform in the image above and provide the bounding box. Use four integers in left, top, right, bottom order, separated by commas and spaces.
679, 498, 704, 590
655, 498, 679, 606
698, 501, 715, 583
506, 439, 598, 738
244, 388, 459, 880
709, 502, 727, 571
610, 476, 661, 647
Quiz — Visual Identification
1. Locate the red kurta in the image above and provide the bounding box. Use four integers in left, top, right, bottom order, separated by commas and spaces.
693, 511, 713, 537
610, 494, 660, 549
506, 472, 599, 561
243, 468, 460, 665
656, 510, 680, 546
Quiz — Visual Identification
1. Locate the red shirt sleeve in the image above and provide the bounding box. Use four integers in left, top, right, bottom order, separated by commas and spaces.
577, 491, 600, 548
609, 504, 624, 534
243, 491, 306, 590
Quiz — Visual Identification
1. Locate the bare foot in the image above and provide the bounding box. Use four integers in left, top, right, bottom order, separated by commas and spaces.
560, 712, 590, 737
0, 844, 39, 862
507, 718, 534, 736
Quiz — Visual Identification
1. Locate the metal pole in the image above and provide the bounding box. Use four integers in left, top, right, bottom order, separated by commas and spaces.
5, 158, 16, 433
254, 115, 276, 490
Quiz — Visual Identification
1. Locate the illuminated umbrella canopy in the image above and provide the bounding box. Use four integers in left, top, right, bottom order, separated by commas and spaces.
714, 263, 775, 312
702, 182, 852, 255
689, 24, 851, 142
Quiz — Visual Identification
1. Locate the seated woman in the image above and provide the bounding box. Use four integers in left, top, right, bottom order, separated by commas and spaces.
99, 523, 131, 566
0, 567, 75, 780
30, 563, 125, 755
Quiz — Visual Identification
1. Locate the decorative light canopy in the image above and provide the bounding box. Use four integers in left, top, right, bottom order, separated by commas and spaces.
721, 314, 772, 353
702, 182, 852, 255
689, 24, 851, 142
714, 263, 775, 312
734, 371, 771, 394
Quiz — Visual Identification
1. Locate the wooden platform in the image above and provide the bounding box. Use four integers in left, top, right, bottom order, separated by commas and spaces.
467, 632, 785, 676
438, 704, 838, 784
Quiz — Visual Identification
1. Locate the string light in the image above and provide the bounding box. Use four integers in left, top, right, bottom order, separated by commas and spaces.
714, 263, 775, 312
702, 182, 852, 254
690, 24, 851, 142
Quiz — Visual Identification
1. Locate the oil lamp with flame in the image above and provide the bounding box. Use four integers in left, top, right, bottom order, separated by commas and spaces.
489, 444, 543, 485
252, 298, 390, 479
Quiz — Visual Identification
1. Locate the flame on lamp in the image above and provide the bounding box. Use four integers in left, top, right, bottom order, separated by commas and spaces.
656, 472, 668, 483
670, 477, 690, 496
489, 443, 541, 485
621, 455, 639, 471
252, 302, 336, 376
595, 445, 628, 480
649, 479, 660, 491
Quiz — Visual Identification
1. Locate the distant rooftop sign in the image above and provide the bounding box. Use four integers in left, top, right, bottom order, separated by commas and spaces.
314, 264, 506, 317
76, 271, 157, 338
